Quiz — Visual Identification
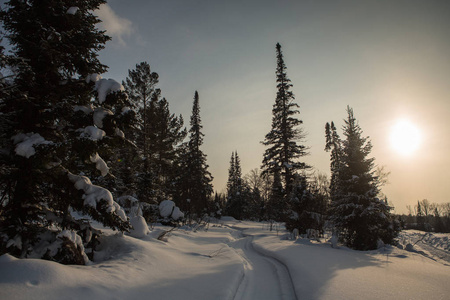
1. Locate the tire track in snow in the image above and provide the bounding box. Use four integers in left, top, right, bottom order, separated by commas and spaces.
228, 231, 297, 300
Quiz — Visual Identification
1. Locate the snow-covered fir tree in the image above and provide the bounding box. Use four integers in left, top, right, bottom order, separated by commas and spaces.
328, 106, 399, 250
175, 91, 213, 219
0, 0, 131, 264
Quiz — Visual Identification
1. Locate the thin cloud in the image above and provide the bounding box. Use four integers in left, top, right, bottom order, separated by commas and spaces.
96, 4, 134, 46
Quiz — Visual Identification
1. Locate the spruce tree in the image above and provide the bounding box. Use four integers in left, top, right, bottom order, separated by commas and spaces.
0, 0, 130, 264
123, 61, 159, 160
325, 121, 342, 202
177, 91, 213, 218
225, 151, 245, 219
147, 95, 186, 202
123, 63, 186, 204
328, 107, 399, 250
261, 43, 309, 215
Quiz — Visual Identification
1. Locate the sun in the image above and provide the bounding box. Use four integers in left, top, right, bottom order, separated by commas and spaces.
390, 120, 422, 156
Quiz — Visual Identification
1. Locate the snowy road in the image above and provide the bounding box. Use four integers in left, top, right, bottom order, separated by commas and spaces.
229, 232, 297, 300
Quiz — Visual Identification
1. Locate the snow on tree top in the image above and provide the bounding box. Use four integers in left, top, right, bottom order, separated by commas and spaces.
86, 74, 125, 103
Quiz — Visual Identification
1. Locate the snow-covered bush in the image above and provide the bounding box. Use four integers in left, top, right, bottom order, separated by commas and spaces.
129, 216, 150, 238
159, 200, 184, 225
117, 196, 150, 238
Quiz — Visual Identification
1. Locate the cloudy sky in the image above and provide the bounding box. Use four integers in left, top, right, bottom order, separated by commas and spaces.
93, 0, 450, 213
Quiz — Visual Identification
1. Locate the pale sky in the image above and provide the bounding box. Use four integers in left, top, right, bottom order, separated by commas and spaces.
69, 0, 450, 213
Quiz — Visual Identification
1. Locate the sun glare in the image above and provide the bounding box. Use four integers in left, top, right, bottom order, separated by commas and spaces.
390, 120, 421, 156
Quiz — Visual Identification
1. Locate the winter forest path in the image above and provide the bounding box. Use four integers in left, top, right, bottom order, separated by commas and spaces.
227, 227, 297, 300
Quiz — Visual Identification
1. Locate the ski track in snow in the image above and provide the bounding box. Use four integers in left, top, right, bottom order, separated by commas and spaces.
228, 229, 297, 300
399, 231, 450, 265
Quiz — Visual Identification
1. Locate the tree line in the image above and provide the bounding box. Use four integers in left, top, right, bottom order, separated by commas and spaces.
0, 0, 401, 265
400, 199, 450, 233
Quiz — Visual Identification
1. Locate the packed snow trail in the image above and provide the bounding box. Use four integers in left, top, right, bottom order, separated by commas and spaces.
229, 232, 297, 300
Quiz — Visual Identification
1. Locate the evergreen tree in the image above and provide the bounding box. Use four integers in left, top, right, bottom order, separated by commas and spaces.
0, 0, 130, 264
261, 43, 309, 198
147, 95, 186, 202
328, 107, 399, 250
225, 151, 245, 219
226, 152, 236, 196
325, 121, 342, 202
123, 62, 186, 204
176, 91, 213, 219
123, 61, 159, 160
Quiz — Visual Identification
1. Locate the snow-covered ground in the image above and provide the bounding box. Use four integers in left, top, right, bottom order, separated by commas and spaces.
398, 230, 450, 265
1, 220, 449, 300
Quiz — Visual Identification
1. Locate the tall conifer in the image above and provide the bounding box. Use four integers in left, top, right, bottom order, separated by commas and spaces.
177, 91, 213, 218
261, 43, 309, 196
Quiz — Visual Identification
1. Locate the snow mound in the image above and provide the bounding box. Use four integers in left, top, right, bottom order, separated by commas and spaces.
159, 200, 175, 218
12, 133, 52, 158
129, 216, 150, 238
159, 200, 184, 220
0, 254, 75, 285
171, 207, 184, 220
